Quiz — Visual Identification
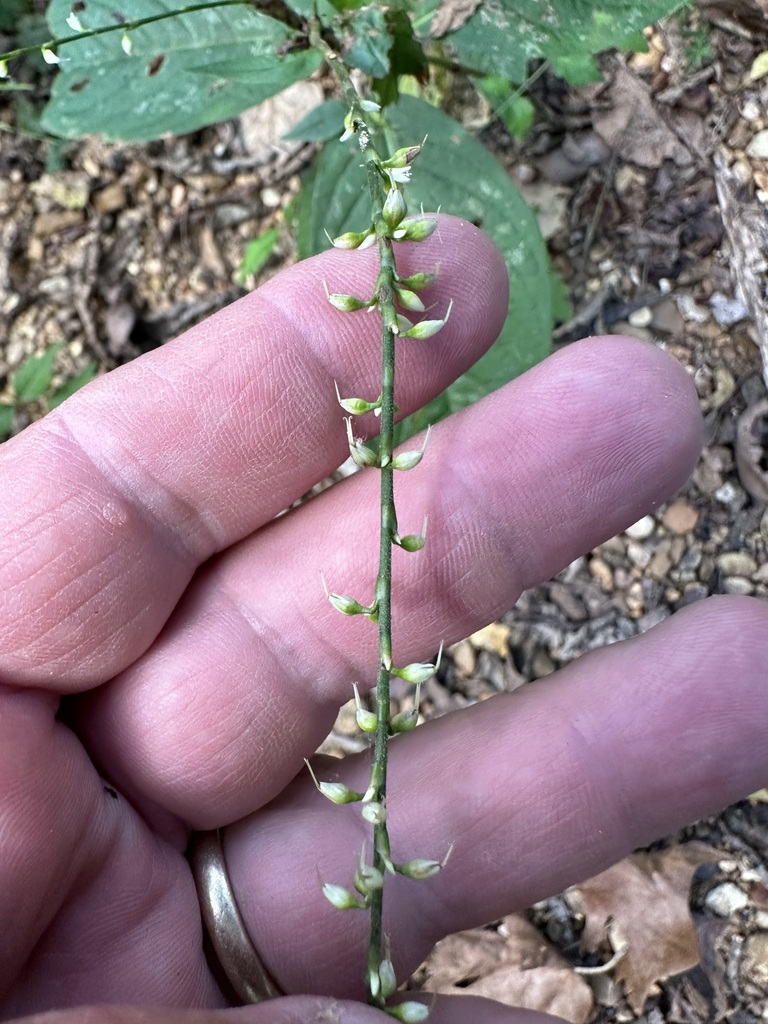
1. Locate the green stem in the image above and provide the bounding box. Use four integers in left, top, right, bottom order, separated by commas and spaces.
0, 0, 302, 65
311, 25, 400, 1004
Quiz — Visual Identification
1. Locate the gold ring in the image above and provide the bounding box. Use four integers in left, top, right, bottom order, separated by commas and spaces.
190, 829, 283, 1003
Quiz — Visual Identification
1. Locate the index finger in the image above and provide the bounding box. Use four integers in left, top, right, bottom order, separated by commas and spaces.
0, 219, 508, 690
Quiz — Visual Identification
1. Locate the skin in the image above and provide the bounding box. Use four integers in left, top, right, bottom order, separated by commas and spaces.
1, 216, 767, 1024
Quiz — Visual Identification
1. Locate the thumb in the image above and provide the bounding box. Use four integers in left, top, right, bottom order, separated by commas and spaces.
11, 995, 562, 1024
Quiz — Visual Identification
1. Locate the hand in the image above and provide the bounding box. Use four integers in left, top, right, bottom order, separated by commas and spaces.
2, 217, 766, 1024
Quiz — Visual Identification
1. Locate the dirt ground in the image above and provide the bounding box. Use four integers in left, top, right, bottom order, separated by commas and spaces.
3, 1, 768, 1021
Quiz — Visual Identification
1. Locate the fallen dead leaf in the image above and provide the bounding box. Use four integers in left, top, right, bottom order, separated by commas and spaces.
572, 843, 721, 1014
418, 915, 593, 1024
430, 0, 482, 38
591, 65, 692, 169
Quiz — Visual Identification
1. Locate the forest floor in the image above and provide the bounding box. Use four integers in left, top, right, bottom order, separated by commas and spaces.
2, 1, 768, 1021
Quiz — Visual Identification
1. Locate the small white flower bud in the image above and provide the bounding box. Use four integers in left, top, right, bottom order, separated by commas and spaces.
0, 60, 8, 79
354, 861, 384, 895
379, 958, 398, 998
392, 661, 434, 684
393, 217, 438, 242
41, 46, 61, 65
346, 417, 379, 468
304, 760, 364, 803
400, 301, 452, 340
395, 857, 442, 879
390, 707, 418, 733
322, 883, 366, 910
328, 592, 368, 616
394, 287, 425, 312
121, 32, 133, 55
359, 98, 381, 112
66, 11, 85, 31
397, 270, 437, 291
386, 1001, 430, 1023
334, 383, 380, 416
362, 800, 387, 825
327, 292, 372, 312
353, 684, 378, 732
330, 228, 374, 250
383, 187, 407, 231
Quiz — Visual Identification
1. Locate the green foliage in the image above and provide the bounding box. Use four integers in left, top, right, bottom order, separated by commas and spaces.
476, 76, 535, 139
437, 0, 688, 86
297, 95, 551, 439
0, 345, 98, 440
13, 342, 65, 404
237, 227, 281, 285
0, 0, 32, 33
41, 0, 320, 141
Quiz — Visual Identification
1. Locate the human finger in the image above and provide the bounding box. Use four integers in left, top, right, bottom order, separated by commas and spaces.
0, 218, 506, 690
225, 594, 768, 999
12, 995, 551, 1024
78, 335, 702, 828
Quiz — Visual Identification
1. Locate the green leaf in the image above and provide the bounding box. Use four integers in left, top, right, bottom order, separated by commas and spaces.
41, 0, 319, 141
13, 342, 64, 404
344, 8, 392, 78
549, 267, 572, 324
49, 361, 99, 408
0, 0, 31, 33
298, 95, 551, 438
237, 227, 280, 284
477, 77, 534, 138
436, 0, 689, 85
0, 404, 14, 440
284, 99, 346, 141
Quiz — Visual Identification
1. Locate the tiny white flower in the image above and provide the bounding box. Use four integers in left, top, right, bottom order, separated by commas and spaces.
66, 11, 84, 31
121, 32, 133, 56
360, 98, 381, 112
0, 60, 8, 79
41, 46, 61, 65
388, 165, 412, 185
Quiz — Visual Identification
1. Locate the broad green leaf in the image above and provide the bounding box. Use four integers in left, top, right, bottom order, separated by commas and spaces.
298, 95, 551, 437
436, 0, 688, 85
344, 8, 392, 78
284, 99, 346, 141
237, 227, 280, 284
13, 342, 64, 404
41, 0, 317, 141
0, 404, 14, 440
49, 361, 99, 408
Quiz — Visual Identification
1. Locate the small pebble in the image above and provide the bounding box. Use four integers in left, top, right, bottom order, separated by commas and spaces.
628, 305, 653, 328
627, 541, 652, 569
746, 129, 768, 159
625, 515, 655, 540
589, 557, 614, 592
741, 98, 761, 121
661, 499, 699, 534
715, 481, 746, 509
716, 551, 758, 576
722, 576, 754, 595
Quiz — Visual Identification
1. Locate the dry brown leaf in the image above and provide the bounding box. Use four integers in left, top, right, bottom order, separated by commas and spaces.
573, 843, 720, 1014
419, 916, 593, 1024
429, 0, 482, 38
592, 66, 692, 169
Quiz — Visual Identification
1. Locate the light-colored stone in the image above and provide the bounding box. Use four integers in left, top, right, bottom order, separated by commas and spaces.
625, 515, 655, 540
717, 551, 758, 576
661, 499, 699, 534
746, 129, 768, 159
